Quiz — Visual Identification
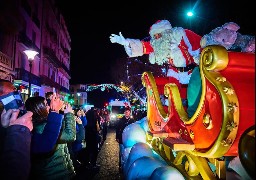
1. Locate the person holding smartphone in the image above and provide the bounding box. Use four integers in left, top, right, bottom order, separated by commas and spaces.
0, 79, 34, 180
25, 95, 76, 179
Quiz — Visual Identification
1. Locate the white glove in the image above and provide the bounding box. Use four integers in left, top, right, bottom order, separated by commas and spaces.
109, 32, 128, 46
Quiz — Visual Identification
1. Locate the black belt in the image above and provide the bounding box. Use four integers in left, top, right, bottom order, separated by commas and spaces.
175, 64, 197, 72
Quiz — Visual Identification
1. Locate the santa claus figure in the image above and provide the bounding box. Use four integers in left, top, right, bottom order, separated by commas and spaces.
110, 20, 202, 101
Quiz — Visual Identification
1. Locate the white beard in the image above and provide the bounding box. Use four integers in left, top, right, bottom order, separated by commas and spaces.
149, 28, 186, 67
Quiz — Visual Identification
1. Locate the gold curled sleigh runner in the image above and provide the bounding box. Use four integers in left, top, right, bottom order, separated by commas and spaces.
141, 45, 255, 179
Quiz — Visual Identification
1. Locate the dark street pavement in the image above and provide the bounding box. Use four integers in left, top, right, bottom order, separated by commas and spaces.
74, 127, 124, 180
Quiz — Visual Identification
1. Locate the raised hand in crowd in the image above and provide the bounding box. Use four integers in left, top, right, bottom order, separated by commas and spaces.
0, 109, 33, 180
50, 94, 64, 113
80, 109, 86, 117
26, 96, 76, 179
1, 109, 33, 131
75, 116, 82, 125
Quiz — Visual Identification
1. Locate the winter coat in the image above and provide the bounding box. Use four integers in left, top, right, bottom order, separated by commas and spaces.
31, 112, 63, 153
115, 116, 135, 144
30, 112, 76, 180
0, 125, 31, 180
71, 123, 85, 152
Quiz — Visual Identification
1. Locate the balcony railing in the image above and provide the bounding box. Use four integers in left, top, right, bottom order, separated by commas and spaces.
61, 62, 70, 76
43, 46, 71, 76
40, 75, 61, 89
18, 32, 40, 52
43, 46, 61, 67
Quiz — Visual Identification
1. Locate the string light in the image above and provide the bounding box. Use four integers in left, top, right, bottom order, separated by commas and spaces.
85, 83, 146, 107
86, 84, 124, 92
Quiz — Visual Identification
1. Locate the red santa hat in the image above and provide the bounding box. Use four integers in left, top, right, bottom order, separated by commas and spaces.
149, 20, 172, 37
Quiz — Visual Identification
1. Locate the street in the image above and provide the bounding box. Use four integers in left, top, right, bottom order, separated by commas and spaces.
74, 127, 124, 180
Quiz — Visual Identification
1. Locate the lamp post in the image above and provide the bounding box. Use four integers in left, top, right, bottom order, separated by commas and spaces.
23, 50, 38, 97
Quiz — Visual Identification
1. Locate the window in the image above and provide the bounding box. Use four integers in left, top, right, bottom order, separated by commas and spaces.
44, 61, 48, 76
48, 67, 50, 77
21, 53, 26, 67
32, 30, 36, 44
51, 70, 55, 81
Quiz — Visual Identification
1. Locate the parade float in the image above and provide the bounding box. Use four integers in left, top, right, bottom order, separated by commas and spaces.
110, 20, 255, 179
120, 45, 255, 179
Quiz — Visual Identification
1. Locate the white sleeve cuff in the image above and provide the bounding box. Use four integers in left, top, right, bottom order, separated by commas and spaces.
124, 38, 144, 57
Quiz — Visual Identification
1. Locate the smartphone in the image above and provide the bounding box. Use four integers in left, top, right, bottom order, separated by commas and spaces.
0, 91, 27, 117
53, 87, 56, 97
46, 98, 51, 106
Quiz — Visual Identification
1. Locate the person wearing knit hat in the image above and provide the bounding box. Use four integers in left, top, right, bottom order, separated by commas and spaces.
109, 19, 202, 101
115, 105, 134, 172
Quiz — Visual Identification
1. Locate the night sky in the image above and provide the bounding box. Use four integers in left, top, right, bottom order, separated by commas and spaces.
56, 0, 255, 107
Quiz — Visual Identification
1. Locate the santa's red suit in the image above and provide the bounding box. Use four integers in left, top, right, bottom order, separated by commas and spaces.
112, 20, 202, 100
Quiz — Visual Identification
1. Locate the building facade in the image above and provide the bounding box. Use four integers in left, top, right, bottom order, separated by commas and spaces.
70, 84, 88, 107
0, 0, 71, 100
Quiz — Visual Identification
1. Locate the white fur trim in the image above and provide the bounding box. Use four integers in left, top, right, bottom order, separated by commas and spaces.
169, 47, 187, 67
167, 69, 191, 84
124, 38, 144, 57
182, 29, 201, 65
149, 20, 172, 37
178, 72, 192, 84
167, 69, 179, 80
183, 30, 193, 51
149, 52, 156, 64
193, 54, 200, 65
169, 27, 185, 44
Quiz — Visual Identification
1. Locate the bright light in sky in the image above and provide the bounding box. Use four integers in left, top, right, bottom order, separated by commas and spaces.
187, 11, 193, 17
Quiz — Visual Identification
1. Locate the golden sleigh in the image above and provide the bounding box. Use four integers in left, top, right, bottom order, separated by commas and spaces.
141, 45, 255, 179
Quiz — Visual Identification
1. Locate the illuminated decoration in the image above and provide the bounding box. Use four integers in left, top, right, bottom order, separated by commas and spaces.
86, 84, 124, 92
187, 11, 194, 17
67, 95, 74, 104
23, 49, 38, 97
86, 83, 146, 107
120, 84, 131, 92
23, 50, 38, 60
64, 94, 70, 102
14, 84, 28, 91
137, 46, 255, 179
69, 99, 74, 104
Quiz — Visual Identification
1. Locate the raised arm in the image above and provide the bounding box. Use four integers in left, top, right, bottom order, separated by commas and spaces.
110, 32, 146, 57
58, 103, 76, 143
31, 112, 63, 153
0, 109, 33, 180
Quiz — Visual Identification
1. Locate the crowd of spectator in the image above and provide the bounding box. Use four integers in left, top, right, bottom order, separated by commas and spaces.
0, 79, 110, 179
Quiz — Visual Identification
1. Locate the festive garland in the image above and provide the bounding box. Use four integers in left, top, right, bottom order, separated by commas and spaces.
86, 84, 124, 92
86, 84, 146, 106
